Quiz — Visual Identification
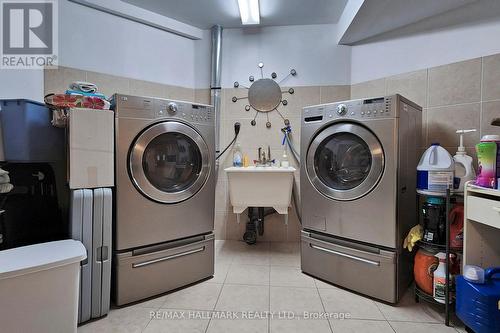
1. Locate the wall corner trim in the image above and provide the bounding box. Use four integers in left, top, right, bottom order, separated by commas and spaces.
69, 0, 204, 40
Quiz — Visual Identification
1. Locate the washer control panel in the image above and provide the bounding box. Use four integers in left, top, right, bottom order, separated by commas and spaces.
303, 96, 394, 123
157, 100, 213, 124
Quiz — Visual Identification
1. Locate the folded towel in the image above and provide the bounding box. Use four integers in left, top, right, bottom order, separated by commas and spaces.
0, 183, 13, 194
65, 90, 106, 99
0, 173, 9, 184
69, 81, 98, 94
0, 168, 9, 184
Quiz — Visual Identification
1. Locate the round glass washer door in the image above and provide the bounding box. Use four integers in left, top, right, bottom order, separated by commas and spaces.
129, 121, 210, 203
306, 122, 384, 201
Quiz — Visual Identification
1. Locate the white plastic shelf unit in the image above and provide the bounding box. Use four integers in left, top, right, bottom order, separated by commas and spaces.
463, 182, 500, 269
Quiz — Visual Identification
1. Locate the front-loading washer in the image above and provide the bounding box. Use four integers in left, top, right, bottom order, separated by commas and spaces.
300, 94, 422, 303
112, 94, 215, 305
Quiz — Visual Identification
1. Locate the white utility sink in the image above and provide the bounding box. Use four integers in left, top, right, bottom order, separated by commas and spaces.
225, 166, 296, 224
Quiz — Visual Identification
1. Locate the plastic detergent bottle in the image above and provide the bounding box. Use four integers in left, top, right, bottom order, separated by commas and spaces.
433, 252, 448, 304
453, 129, 476, 192
417, 143, 454, 193
476, 135, 500, 188
233, 143, 243, 167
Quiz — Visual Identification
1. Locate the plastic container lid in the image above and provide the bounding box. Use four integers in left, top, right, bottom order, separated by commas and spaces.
481, 135, 500, 142
463, 265, 485, 284
426, 197, 445, 205
0, 239, 87, 280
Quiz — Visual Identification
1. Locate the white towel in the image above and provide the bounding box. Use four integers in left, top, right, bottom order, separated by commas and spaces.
69, 81, 98, 94
0, 168, 12, 193
0, 168, 9, 184
0, 174, 9, 184
0, 183, 12, 194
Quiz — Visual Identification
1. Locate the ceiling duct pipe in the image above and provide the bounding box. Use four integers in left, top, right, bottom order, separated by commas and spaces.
210, 25, 223, 160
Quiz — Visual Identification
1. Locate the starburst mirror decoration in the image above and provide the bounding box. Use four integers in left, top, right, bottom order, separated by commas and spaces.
232, 62, 297, 128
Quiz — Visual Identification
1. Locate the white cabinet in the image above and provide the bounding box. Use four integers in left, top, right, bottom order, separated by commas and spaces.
68, 108, 114, 189
463, 182, 500, 269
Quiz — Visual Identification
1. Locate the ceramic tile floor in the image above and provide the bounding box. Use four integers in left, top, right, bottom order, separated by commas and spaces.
78, 240, 466, 333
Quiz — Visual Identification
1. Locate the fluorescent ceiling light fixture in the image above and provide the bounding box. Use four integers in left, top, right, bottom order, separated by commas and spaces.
238, 0, 260, 25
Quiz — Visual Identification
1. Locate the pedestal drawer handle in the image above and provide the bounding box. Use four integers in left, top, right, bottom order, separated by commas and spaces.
492, 207, 500, 213
310, 244, 380, 266
132, 247, 205, 268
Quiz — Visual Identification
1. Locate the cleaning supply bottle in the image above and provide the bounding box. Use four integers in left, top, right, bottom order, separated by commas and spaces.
476, 135, 500, 188
433, 252, 447, 303
453, 129, 476, 192
233, 143, 243, 167
417, 143, 455, 193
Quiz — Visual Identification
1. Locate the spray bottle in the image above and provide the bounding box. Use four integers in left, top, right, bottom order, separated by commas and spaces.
454, 129, 476, 192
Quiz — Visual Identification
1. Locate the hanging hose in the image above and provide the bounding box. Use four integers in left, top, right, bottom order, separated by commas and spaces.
285, 131, 300, 162
281, 126, 302, 223
216, 122, 240, 160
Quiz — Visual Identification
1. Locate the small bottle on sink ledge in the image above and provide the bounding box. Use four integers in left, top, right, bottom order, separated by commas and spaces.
281, 147, 289, 168
233, 142, 243, 167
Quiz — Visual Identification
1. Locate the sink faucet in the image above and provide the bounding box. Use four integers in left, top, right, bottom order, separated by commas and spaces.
256, 146, 273, 166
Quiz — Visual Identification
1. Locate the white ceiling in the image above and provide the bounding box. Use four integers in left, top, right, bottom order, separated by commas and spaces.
353, 0, 500, 44
121, 0, 349, 29
338, 0, 500, 45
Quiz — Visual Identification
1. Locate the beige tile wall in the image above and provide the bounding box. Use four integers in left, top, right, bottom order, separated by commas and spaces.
216, 85, 350, 242
44, 66, 195, 101
351, 55, 500, 154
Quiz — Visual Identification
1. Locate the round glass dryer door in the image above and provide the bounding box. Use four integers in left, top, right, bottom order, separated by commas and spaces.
129, 121, 210, 203
306, 122, 384, 201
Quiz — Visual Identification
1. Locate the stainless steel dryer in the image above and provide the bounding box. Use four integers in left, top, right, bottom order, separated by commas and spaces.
112, 94, 215, 305
300, 94, 421, 303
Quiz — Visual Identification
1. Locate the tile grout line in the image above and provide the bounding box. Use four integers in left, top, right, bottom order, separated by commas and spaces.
425, 69, 429, 146
426, 100, 482, 110
205, 241, 234, 333
314, 281, 335, 333
387, 320, 398, 333
373, 299, 396, 333
268, 247, 271, 333
479, 57, 484, 137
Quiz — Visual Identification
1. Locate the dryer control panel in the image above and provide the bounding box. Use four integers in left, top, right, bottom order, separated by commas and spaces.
303, 96, 396, 123
112, 94, 214, 124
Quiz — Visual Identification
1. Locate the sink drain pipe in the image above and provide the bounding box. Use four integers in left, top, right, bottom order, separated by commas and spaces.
243, 207, 276, 244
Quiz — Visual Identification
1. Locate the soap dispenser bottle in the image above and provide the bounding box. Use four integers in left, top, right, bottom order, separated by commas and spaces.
454, 129, 476, 192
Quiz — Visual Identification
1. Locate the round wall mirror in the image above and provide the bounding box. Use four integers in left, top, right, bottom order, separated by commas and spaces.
248, 78, 282, 112
232, 63, 297, 127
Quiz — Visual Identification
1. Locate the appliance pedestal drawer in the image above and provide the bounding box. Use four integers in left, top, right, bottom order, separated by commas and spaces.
113, 233, 214, 306
301, 231, 398, 303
